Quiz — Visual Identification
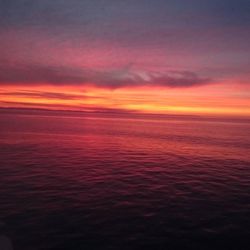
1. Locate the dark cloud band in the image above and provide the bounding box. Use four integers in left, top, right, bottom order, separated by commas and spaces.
0, 63, 211, 88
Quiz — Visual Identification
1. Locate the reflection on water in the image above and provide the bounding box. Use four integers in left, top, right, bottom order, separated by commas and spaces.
0, 111, 250, 249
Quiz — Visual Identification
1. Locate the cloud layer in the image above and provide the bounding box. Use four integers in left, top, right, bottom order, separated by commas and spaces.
0, 90, 91, 100
0, 63, 210, 88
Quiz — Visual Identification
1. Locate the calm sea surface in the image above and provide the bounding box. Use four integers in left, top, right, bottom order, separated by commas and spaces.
0, 111, 250, 249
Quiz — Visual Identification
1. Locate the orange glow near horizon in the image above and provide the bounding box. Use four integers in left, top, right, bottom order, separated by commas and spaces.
1, 81, 250, 117
1, 2, 250, 119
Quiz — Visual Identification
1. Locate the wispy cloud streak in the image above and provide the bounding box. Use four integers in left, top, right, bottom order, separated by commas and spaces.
0, 90, 93, 100
0, 63, 211, 88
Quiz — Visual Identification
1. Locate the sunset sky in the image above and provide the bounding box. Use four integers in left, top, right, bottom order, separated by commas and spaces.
1, 0, 250, 116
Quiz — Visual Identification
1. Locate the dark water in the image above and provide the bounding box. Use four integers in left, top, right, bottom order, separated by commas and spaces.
0, 111, 250, 249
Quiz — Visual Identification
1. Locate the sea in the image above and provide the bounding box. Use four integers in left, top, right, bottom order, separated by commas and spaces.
0, 109, 250, 249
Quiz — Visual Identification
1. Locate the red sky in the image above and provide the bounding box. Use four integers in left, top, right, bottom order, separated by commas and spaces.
0, 0, 250, 117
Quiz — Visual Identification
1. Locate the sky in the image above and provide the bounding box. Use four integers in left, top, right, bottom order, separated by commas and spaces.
0, 0, 250, 116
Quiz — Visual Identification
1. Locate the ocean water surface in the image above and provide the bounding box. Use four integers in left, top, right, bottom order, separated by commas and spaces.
0, 110, 250, 249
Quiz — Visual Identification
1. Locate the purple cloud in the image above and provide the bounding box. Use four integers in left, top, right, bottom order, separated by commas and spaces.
0, 62, 211, 88
0, 90, 96, 100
